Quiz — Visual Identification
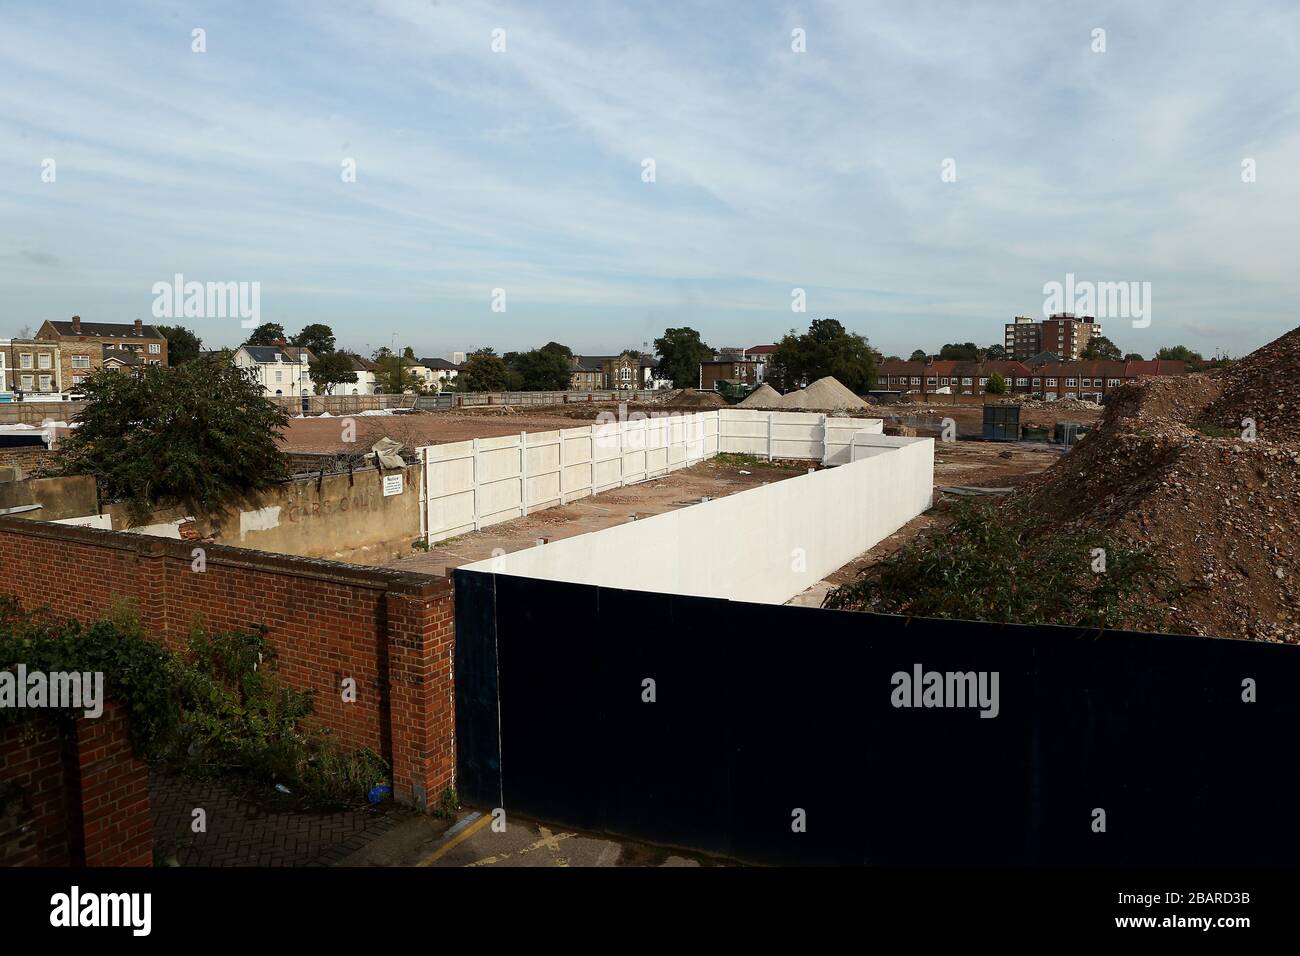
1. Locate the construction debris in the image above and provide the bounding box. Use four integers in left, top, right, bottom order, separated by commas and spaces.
1017, 323, 1300, 642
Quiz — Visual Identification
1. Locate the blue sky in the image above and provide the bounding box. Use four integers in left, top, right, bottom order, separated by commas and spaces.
2, 0, 1297, 360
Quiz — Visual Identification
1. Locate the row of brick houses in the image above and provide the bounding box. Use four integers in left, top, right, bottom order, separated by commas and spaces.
876, 357, 1185, 402
1, 317, 169, 399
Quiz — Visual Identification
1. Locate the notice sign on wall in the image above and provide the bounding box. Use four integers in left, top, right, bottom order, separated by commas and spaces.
382, 474, 404, 497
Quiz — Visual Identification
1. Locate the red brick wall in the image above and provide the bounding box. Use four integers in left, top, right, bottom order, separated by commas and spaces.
0, 718, 72, 866
1, 704, 151, 867
0, 517, 456, 811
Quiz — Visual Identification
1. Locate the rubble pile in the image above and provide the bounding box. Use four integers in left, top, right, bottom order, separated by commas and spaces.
1202, 324, 1300, 442
1017, 325, 1300, 642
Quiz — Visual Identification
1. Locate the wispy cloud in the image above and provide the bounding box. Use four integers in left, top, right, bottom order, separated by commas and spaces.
1, 0, 1296, 358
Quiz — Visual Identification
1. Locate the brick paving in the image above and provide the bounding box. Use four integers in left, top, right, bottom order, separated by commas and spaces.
150, 770, 407, 867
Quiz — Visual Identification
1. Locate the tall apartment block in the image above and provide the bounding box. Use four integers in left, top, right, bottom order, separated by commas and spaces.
1004, 314, 1101, 360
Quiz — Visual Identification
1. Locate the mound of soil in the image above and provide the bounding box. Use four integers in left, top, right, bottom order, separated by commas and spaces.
778, 377, 868, 411
738, 383, 782, 408
1015, 328, 1300, 642
663, 389, 727, 408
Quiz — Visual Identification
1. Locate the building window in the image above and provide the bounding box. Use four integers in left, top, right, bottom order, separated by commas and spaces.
21, 375, 34, 389
39, 375, 52, 391
910, 377, 920, 385
275, 370, 283, 383
149, 343, 161, 354
72, 354, 91, 368
1107, 378, 1120, 387
1032, 377, 1041, 386
979, 377, 988, 386
1016, 378, 1028, 386
20, 353, 33, 369
962, 377, 972, 385
939, 377, 948, 386
73, 373, 87, 385
38, 353, 52, 369
1066, 378, 1077, 387
926, 377, 936, 386
1047, 378, 1057, 386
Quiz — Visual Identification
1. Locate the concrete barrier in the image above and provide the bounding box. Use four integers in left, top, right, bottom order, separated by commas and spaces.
465, 435, 933, 604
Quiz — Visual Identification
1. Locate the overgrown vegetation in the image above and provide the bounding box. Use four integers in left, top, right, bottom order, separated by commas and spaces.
0, 599, 387, 807
57, 360, 289, 523
823, 500, 1182, 631
0, 598, 175, 753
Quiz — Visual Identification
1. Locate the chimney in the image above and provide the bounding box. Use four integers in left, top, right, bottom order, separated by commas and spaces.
72, 315, 81, 333
134, 319, 143, 334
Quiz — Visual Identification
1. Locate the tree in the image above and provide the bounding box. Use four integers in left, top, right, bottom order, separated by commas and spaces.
908, 349, 928, 362
769, 318, 876, 393
1123, 352, 1144, 362
290, 323, 336, 356
459, 350, 515, 391
371, 348, 421, 393
654, 327, 713, 389
244, 323, 286, 346
509, 345, 573, 390
309, 351, 358, 394
156, 324, 202, 365
984, 344, 1007, 362
985, 372, 1008, 395
57, 363, 288, 523
938, 342, 980, 361
1081, 335, 1123, 361
1155, 345, 1205, 370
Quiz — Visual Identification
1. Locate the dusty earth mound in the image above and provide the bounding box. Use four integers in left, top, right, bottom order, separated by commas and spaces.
1200, 323, 1300, 441
663, 388, 727, 408
738, 383, 783, 408
778, 377, 868, 411
1017, 368, 1300, 642
1100, 374, 1222, 427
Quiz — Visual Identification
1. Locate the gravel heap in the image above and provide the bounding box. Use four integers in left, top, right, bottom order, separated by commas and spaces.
776, 377, 869, 411
737, 383, 783, 408
1201, 323, 1300, 442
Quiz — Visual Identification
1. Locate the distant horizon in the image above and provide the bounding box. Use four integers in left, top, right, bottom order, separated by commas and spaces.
3, 2, 1297, 362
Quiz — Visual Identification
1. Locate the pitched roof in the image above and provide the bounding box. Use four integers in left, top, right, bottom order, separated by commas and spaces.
241, 345, 300, 363
745, 344, 780, 354
102, 347, 142, 366
46, 320, 164, 339
418, 357, 461, 370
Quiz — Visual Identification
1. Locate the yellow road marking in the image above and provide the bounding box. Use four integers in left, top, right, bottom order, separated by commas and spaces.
416, 812, 494, 867
466, 828, 577, 867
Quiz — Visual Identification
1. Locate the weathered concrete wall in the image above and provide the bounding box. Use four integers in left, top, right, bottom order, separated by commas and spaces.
103, 465, 422, 564
0, 475, 98, 521
200, 463, 422, 564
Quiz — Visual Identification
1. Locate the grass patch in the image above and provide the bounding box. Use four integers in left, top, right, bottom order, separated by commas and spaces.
1192, 421, 1238, 438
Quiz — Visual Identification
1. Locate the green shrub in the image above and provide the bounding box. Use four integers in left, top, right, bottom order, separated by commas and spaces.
823, 500, 1181, 631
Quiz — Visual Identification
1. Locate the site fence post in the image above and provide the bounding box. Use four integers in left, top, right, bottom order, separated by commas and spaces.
520, 431, 529, 516
471, 438, 481, 531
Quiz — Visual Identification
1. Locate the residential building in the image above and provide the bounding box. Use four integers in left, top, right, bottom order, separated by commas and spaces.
233, 344, 315, 396
36, 316, 169, 375
570, 356, 604, 390
1003, 314, 1101, 360
58, 340, 104, 391
101, 347, 144, 377
570, 352, 659, 390
700, 359, 761, 391
1004, 316, 1040, 358
414, 357, 461, 391
0, 339, 64, 398
876, 356, 1184, 401
346, 355, 378, 395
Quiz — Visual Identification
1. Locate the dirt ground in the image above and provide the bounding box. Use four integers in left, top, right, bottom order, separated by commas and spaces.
787, 439, 1066, 606
389, 455, 811, 578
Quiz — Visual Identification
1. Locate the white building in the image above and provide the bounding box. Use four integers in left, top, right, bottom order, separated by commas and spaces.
234, 345, 315, 396
346, 355, 378, 395
414, 357, 461, 391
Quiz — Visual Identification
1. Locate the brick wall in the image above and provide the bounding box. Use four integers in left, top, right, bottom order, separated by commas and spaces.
0, 446, 56, 476
0, 516, 456, 811
0, 703, 150, 866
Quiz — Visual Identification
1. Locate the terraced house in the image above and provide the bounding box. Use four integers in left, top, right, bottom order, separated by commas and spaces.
877, 357, 1184, 401
36, 316, 168, 385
